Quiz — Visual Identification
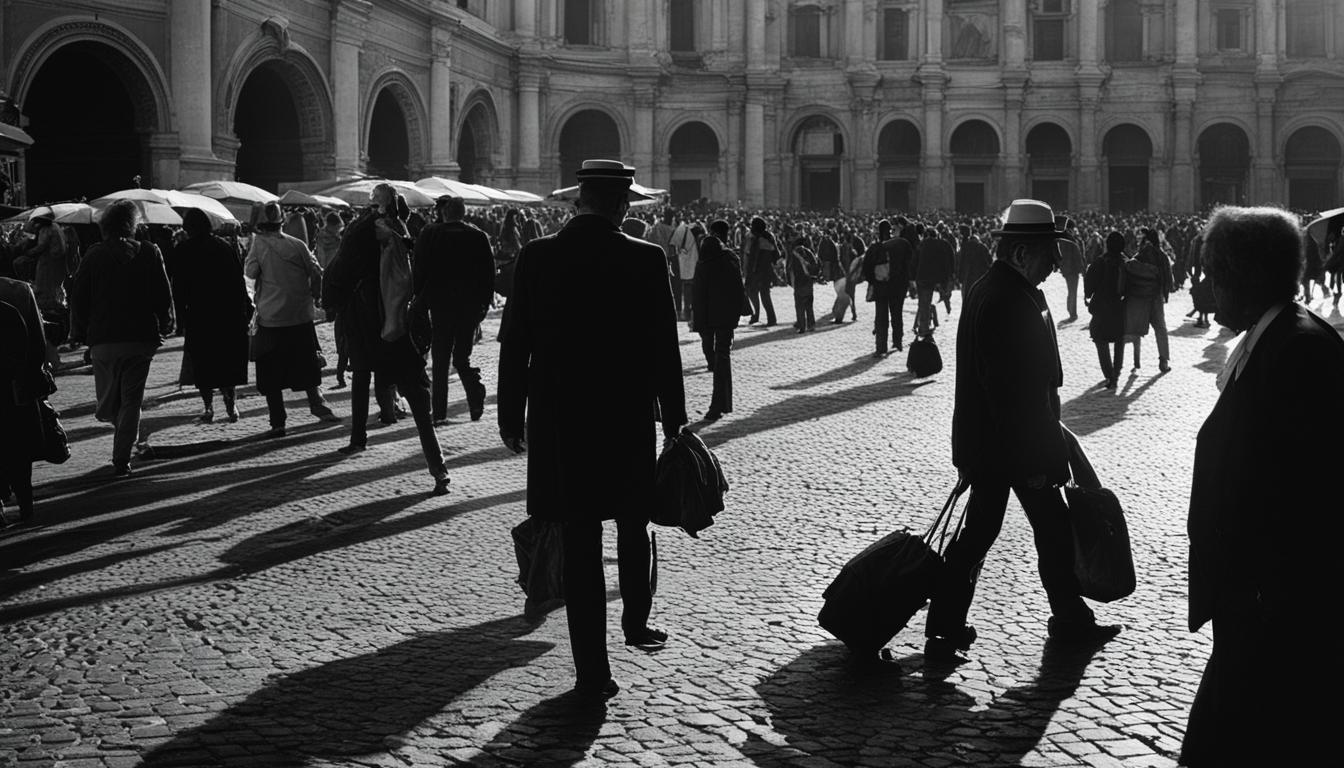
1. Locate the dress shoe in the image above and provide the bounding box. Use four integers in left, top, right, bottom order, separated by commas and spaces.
111, 463, 133, 479
431, 474, 451, 496
432, 417, 449, 426
262, 426, 286, 439
923, 624, 977, 664
1159, 360, 1171, 373
197, 409, 214, 424
703, 410, 722, 422
337, 443, 366, 456
311, 404, 341, 423
225, 403, 240, 422
1047, 617, 1122, 645
469, 408, 484, 422
624, 626, 668, 650
570, 677, 619, 700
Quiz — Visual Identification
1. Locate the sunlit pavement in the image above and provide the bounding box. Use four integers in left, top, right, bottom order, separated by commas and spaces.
4, 276, 1339, 767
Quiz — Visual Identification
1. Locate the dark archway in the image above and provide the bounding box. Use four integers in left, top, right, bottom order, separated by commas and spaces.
23, 41, 154, 202
668, 121, 720, 205
1198, 124, 1250, 208
950, 120, 1000, 214
793, 115, 844, 210
877, 120, 920, 210
1103, 124, 1152, 212
557, 109, 620, 188
233, 63, 303, 193
367, 89, 410, 180
1026, 123, 1072, 213
1284, 126, 1340, 210
458, 101, 495, 184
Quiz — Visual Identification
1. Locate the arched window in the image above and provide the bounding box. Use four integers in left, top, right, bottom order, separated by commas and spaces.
789, 3, 832, 58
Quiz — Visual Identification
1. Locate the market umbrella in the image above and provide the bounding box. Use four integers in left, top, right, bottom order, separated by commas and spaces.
320, 179, 439, 208
502, 189, 545, 205
182, 181, 280, 221
415, 176, 492, 205
1306, 206, 1344, 248
3, 203, 93, 224
61, 199, 182, 226
151, 189, 239, 227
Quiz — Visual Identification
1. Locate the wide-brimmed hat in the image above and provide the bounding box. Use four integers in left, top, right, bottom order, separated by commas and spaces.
575, 158, 636, 183
993, 199, 1067, 238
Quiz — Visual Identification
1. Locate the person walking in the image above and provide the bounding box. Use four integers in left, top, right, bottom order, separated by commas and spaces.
244, 202, 340, 438
671, 215, 699, 322
1181, 206, 1344, 768
1084, 231, 1129, 388
817, 226, 848, 323
912, 223, 954, 336
313, 211, 344, 272
68, 200, 175, 477
325, 186, 450, 496
955, 224, 991, 294
0, 276, 49, 522
172, 209, 253, 423
692, 219, 750, 421
743, 217, 779, 326
1124, 227, 1173, 373
413, 195, 495, 424
924, 199, 1121, 663
498, 159, 688, 699
786, 235, 818, 333
1057, 218, 1084, 321
862, 219, 914, 357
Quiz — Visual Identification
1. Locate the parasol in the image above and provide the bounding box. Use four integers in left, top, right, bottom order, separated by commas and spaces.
415, 177, 493, 205
1306, 206, 1344, 248
319, 179, 439, 208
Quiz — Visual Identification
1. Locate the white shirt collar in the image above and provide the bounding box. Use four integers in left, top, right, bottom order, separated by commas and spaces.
1217, 302, 1291, 391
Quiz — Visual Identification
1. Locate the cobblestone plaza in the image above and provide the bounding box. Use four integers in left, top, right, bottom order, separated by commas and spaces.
6, 279, 1341, 766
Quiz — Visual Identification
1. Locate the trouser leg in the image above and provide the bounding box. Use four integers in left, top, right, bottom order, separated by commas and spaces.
113, 351, 153, 467
373, 372, 396, 420
831, 278, 849, 319
759, 286, 775, 324
430, 315, 453, 420
891, 294, 906, 345
793, 293, 806, 329
681, 281, 694, 318
670, 275, 683, 316
1151, 299, 1170, 362
1095, 342, 1115, 381
198, 387, 214, 411
1111, 341, 1125, 373
748, 286, 761, 322
561, 519, 610, 685
1065, 274, 1079, 317
397, 367, 445, 477
617, 516, 653, 637
805, 294, 815, 329
874, 297, 891, 352
451, 320, 485, 414
1015, 485, 1093, 624
699, 331, 715, 370
265, 391, 287, 429
350, 370, 371, 447
711, 330, 733, 413
926, 480, 1009, 638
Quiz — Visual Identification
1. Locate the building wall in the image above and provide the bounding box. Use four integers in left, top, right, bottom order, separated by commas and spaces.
2, 0, 1341, 211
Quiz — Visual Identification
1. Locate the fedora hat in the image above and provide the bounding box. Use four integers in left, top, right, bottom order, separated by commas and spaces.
575, 158, 637, 183
993, 199, 1067, 238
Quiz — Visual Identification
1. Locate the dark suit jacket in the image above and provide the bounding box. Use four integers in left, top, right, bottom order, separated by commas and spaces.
692, 237, 749, 331
912, 236, 954, 284
497, 214, 688, 522
1187, 303, 1344, 632
412, 220, 495, 321
952, 260, 1068, 484
861, 237, 913, 301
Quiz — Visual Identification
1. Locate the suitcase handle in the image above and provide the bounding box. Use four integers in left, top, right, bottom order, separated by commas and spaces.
923, 476, 971, 555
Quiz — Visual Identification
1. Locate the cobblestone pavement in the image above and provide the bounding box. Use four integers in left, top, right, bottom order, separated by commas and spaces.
4, 275, 1341, 768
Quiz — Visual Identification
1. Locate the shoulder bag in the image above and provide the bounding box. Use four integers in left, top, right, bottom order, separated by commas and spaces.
1061, 424, 1136, 602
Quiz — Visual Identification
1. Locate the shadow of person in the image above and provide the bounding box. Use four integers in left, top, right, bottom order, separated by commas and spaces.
137, 615, 554, 767
472, 691, 609, 766
1058, 371, 1161, 437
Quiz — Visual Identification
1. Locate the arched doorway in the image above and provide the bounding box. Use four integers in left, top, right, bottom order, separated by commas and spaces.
1198, 124, 1250, 208
22, 40, 157, 202
458, 100, 496, 184
367, 89, 410, 180
1025, 123, 1072, 212
1103, 124, 1152, 212
1284, 126, 1340, 210
668, 121, 719, 205
557, 109, 620, 188
877, 119, 920, 211
949, 119, 1000, 213
233, 62, 303, 193
794, 115, 844, 210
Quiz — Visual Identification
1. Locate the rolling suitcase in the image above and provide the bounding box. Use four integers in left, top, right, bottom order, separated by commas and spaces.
1061, 425, 1136, 602
907, 334, 942, 377
818, 478, 969, 656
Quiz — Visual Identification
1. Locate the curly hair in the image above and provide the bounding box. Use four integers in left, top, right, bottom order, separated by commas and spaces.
1201, 205, 1303, 309
99, 199, 139, 238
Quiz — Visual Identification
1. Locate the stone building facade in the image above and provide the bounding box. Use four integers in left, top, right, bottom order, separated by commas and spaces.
2, 0, 1342, 212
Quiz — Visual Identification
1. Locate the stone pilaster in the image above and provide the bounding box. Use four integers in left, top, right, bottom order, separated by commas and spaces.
331, 0, 371, 177
170, 0, 222, 183
426, 16, 461, 176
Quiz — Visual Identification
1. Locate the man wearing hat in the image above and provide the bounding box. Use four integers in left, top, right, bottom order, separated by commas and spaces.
413, 195, 495, 424
498, 159, 688, 699
924, 199, 1120, 663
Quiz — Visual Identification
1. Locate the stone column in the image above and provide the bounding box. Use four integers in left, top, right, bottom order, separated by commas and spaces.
1077, 0, 1098, 67
744, 94, 766, 206
845, 0, 865, 64
170, 0, 216, 182
331, 1, 370, 177
633, 83, 655, 175
517, 69, 543, 184
1253, 88, 1279, 202
514, 0, 535, 37
1003, 79, 1025, 200
747, 0, 766, 68
1175, 0, 1197, 65
920, 78, 945, 209
426, 19, 460, 177
1077, 92, 1101, 210
923, 0, 943, 62
1004, 0, 1027, 68
1257, 0, 1278, 71
726, 98, 741, 202
1171, 99, 1195, 211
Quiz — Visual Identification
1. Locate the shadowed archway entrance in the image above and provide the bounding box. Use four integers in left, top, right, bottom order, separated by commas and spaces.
877, 120, 920, 211
950, 120, 1000, 214
1284, 126, 1340, 210
1103, 125, 1151, 213
557, 109, 620, 189
668, 121, 719, 205
367, 89, 410, 180
233, 63, 303, 193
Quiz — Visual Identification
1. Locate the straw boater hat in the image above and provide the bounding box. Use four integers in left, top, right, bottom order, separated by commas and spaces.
992, 199, 1068, 238
575, 159, 651, 201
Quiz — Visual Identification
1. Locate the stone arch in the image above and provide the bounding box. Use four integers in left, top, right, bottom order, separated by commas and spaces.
875, 117, 922, 160
1102, 123, 1153, 212
218, 16, 334, 184
458, 87, 502, 184
786, 110, 848, 210
875, 117, 921, 211
666, 120, 722, 205
782, 107, 852, 157
1283, 124, 1342, 210
948, 117, 1002, 214
364, 69, 428, 180
550, 103, 627, 188
9, 16, 172, 134
948, 117, 1002, 157
1196, 122, 1251, 208
1025, 121, 1073, 212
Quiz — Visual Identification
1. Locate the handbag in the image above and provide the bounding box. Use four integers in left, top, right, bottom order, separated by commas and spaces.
510, 516, 566, 621
907, 335, 942, 377
37, 399, 70, 464
818, 477, 969, 655
1061, 425, 1136, 602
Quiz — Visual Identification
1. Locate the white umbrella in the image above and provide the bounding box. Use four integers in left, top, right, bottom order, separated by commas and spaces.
415, 176, 492, 206
90, 188, 172, 206
320, 179, 439, 208
183, 181, 280, 221
150, 189, 239, 227
4, 203, 92, 224
312, 194, 351, 208
63, 200, 182, 226
277, 189, 351, 208
502, 189, 545, 205
1306, 206, 1344, 248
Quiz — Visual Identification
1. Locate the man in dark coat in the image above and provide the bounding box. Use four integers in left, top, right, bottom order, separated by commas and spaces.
1181, 206, 1344, 767
911, 223, 954, 335
413, 195, 495, 423
861, 219, 914, 356
498, 159, 688, 699
925, 199, 1120, 662
955, 225, 991, 293
692, 219, 750, 420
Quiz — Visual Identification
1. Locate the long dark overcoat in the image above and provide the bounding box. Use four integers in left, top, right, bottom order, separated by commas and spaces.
692, 238, 749, 331
497, 214, 687, 522
324, 208, 423, 376
173, 234, 252, 388
1083, 252, 1126, 343
951, 260, 1068, 485
1181, 303, 1344, 766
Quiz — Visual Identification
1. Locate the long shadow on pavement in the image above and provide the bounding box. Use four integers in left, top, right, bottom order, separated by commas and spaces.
1059, 371, 1164, 438
744, 638, 1104, 766
137, 615, 556, 767
772, 353, 888, 391
696, 376, 933, 450
0, 487, 526, 622
473, 692, 610, 767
